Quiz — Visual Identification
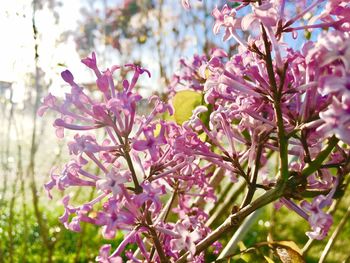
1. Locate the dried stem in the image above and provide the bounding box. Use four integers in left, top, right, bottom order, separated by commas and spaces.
319, 206, 350, 263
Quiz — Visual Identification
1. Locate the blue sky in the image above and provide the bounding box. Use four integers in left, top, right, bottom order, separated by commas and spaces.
0, 0, 327, 103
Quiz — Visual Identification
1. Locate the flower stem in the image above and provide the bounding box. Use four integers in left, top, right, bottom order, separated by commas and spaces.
145, 211, 170, 263
118, 134, 142, 194
241, 142, 264, 208
301, 136, 339, 177
175, 184, 284, 263
123, 145, 142, 194
261, 25, 289, 182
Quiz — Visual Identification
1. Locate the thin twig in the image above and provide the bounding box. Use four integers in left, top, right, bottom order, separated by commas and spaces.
301, 136, 339, 177
241, 143, 264, 208
319, 206, 350, 263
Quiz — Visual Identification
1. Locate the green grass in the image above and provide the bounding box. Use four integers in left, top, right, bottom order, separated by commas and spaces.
0, 192, 349, 262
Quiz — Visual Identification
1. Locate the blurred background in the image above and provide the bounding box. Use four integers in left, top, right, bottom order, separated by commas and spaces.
0, 0, 349, 262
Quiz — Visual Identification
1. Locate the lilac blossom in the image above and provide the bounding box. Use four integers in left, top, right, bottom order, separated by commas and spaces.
96, 244, 122, 263
301, 195, 334, 240
96, 168, 130, 196
39, 0, 350, 261
170, 221, 201, 259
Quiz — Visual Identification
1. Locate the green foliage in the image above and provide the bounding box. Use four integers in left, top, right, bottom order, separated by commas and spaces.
1, 197, 350, 262
0, 201, 124, 262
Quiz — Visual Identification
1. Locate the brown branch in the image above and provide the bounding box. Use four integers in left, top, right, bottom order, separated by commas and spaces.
145, 211, 170, 263
175, 183, 285, 263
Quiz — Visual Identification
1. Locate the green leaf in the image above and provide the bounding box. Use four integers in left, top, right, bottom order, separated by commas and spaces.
198, 132, 207, 142
237, 241, 247, 251
237, 242, 253, 262
264, 256, 275, 263
201, 102, 213, 130
240, 252, 253, 262
304, 30, 312, 40
172, 90, 202, 125
162, 109, 175, 121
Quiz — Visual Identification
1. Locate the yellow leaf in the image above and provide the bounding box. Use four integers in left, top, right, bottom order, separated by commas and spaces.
153, 123, 162, 137
198, 132, 207, 142
264, 256, 275, 263
274, 241, 302, 255
275, 246, 305, 263
172, 90, 202, 125
204, 68, 211, 79
237, 241, 247, 251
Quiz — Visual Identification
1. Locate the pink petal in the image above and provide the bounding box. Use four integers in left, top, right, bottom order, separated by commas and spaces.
241, 13, 257, 31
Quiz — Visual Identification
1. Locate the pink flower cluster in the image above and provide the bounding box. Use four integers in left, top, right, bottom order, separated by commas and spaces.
177, 0, 350, 242
40, 0, 350, 262
40, 52, 219, 261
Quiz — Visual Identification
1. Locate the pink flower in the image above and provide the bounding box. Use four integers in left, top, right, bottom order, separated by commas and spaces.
38, 4, 350, 258
307, 31, 350, 70
124, 64, 151, 91
59, 195, 94, 232
81, 52, 101, 77
170, 220, 201, 258
96, 74, 110, 93
61, 69, 75, 85
96, 169, 130, 196
317, 98, 350, 144
68, 134, 100, 155
183, 105, 208, 131
37, 93, 57, 116
212, 5, 241, 41
241, 2, 278, 31
96, 244, 122, 263
44, 167, 60, 199
300, 195, 334, 240
212, 5, 236, 34
134, 181, 166, 213
181, 0, 190, 9
319, 73, 350, 104
132, 123, 167, 161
